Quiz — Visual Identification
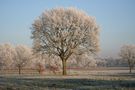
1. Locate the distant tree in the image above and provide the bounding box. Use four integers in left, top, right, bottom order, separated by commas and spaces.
31, 7, 100, 75
96, 60, 106, 67
0, 43, 15, 70
120, 45, 135, 73
35, 62, 45, 74
13, 45, 32, 74
115, 58, 128, 67
74, 53, 97, 68
103, 57, 128, 67
45, 55, 61, 74
33, 53, 45, 74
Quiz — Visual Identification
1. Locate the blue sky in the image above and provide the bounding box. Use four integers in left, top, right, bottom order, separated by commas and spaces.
0, 0, 135, 57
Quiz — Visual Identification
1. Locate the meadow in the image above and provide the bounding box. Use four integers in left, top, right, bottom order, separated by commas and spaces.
0, 67, 135, 90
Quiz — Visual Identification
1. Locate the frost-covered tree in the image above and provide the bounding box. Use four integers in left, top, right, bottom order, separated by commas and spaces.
31, 7, 100, 75
0, 43, 15, 69
69, 53, 97, 68
33, 52, 46, 74
120, 45, 135, 73
13, 45, 32, 74
35, 62, 45, 74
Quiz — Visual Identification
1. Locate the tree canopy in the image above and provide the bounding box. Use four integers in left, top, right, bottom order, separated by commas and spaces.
31, 7, 100, 75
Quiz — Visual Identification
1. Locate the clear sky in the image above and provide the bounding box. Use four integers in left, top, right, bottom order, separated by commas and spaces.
0, 0, 135, 57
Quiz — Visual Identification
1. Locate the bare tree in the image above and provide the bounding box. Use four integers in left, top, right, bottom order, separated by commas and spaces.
120, 45, 135, 73
31, 7, 100, 75
13, 45, 32, 74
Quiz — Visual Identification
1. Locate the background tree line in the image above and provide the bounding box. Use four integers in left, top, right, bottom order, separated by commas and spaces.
0, 43, 134, 74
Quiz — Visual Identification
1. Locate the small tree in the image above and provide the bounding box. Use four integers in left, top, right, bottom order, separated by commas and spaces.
13, 45, 32, 74
31, 7, 100, 75
120, 45, 135, 73
35, 62, 44, 74
45, 56, 61, 74
0, 43, 15, 70
33, 53, 45, 74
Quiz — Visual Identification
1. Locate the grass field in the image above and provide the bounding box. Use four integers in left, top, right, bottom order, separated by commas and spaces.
0, 67, 135, 90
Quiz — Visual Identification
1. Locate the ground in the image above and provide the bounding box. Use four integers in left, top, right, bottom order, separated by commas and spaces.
0, 67, 135, 90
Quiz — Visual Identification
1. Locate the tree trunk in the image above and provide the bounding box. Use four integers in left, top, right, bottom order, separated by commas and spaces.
62, 59, 67, 75
129, 66, 132, 73
18, 66, 21, 75
39, 66, 42, 74
38, 69, 41, 74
